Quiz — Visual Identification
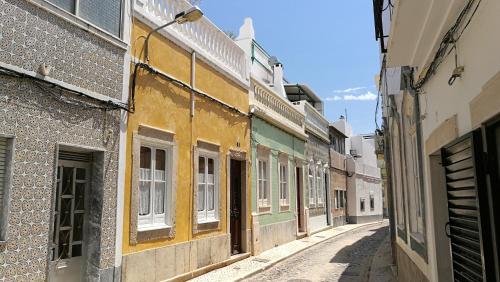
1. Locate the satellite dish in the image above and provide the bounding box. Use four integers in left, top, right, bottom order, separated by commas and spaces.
268, 56, 280, 67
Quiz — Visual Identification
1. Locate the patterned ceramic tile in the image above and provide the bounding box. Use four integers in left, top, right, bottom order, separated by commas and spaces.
0, 0, 126, 280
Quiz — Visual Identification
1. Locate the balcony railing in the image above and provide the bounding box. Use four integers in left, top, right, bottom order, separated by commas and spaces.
292, 101, 329, 143
251, 79, 306, 139
134, 0, 249, 85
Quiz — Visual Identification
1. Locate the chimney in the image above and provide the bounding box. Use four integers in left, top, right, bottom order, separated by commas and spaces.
235, 18, 255, 56
272, 63, 286, 97
237, 18, 255, 41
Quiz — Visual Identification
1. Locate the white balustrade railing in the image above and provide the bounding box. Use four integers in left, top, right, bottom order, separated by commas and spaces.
251, 79, 306, 138
134, 0, 248, 85
292, 101, 329, 142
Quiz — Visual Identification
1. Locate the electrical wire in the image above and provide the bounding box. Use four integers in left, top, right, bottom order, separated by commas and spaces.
0, 65, 129, 112
130, 62, 247, 117
414, 0, 481, 91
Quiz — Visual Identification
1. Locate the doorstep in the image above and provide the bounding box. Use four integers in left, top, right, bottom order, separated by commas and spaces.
296, 231, 307, 239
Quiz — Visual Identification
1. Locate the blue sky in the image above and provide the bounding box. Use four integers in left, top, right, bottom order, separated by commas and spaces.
198, 0, 381, 134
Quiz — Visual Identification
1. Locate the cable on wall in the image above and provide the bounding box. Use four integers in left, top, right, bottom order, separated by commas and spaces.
130, 62, 247, 117
0, 65, 129, 112
413, 0, 482, 91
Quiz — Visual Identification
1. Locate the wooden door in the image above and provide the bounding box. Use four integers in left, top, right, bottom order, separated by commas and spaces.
230, 159, 242, 255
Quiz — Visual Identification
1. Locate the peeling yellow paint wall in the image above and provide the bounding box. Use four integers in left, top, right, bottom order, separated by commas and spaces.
123, 20, 250, 254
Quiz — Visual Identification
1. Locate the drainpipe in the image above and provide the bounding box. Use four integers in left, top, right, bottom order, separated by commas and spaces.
382, 100, 397, 264
188, 51, 196, 243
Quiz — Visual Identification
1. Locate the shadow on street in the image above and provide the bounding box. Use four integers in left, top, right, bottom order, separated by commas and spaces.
329, 226, 389, 281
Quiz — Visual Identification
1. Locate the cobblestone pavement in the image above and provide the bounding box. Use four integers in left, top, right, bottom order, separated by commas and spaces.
244, 222, 390, 282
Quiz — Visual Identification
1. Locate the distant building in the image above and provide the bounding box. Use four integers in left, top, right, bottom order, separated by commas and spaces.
285, 84, 331, 233
329, 118, 349, 227
344, 131, 383, 224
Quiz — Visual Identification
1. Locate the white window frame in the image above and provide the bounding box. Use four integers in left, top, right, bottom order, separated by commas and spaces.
197, 149, 220, 224
278, 156, 290, 210
340, 190, 346, 209
44, 0, 124, 39
334, 190, 340, 209
308, 164, 316, 207
137, 140, 173, 231
316, 165, 324, 206
257, 154, 271, 211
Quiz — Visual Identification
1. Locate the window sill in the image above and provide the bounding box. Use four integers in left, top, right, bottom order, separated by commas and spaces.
138, 224, 171, 232
258, 206, 272, 214
29, 0, 128, 50
0, 240, 6, 246
196, 220, 220, 232
197, 219, 219, 225
279, 205, 290, 213
136, 226, 175, 243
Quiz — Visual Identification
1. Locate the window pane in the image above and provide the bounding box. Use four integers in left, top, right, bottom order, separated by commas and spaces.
139, 181, 150, 216
155, 149, 166, 181
207, 158, 215, 184
154, 182, 165, 214
79, 0, 122, 37
262, 180, 267, 199
198, 184, 205, 211
47, 0, 75, 13
76, 168, 86, 180
198, 157, 205, 183
75, 183, 85, 211
140, 147, 152, 181
208, 184, 215, 210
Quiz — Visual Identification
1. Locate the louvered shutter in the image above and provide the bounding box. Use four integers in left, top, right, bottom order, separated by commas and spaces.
442, 134, 486, 282
0, 138, 7, 214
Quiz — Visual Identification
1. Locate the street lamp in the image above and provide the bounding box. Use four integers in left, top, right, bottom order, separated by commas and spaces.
144, 6, 204, 63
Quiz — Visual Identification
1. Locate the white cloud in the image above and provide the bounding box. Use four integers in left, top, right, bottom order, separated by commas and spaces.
333, 86, 367, 94
344, 91, 377, 101
325, 91, 378, 102
325, 95, 342, 101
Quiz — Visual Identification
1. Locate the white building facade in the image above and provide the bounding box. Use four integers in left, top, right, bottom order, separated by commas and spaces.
346, 135, 383, 223
374, 0, 500, 280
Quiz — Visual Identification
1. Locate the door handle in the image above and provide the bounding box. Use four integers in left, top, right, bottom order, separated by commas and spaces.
445, 222, 451, 238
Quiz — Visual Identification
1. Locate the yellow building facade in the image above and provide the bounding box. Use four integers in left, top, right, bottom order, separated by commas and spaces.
120, 4, 251, 280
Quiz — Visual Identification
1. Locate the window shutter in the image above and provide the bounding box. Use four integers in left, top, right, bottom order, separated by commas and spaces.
0, 138, 7, 214
441, 133, 487, 281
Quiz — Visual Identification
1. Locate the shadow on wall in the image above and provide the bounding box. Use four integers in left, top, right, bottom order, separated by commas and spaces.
329, 226, 389, 281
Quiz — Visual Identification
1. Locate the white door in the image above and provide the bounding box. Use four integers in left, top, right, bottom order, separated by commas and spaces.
49, 160, 89, 282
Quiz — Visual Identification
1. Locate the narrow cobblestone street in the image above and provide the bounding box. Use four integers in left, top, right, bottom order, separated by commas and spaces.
243, 222, 390, 282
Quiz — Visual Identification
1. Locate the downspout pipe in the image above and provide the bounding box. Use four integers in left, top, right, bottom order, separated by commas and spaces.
382, 106, 397, 264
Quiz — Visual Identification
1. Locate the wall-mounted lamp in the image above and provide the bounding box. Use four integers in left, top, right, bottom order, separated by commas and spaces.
144, 6, 203, 63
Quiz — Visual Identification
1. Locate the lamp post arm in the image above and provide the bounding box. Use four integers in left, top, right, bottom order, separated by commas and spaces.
144, 19, 177, 63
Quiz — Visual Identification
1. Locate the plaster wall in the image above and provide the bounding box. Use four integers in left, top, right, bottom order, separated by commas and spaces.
250, 117, 305, 226
394, 1, 500, 281
122, 19, 251, 275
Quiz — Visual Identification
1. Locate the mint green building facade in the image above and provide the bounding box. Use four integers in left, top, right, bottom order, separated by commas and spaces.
250, 117, 306, 252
